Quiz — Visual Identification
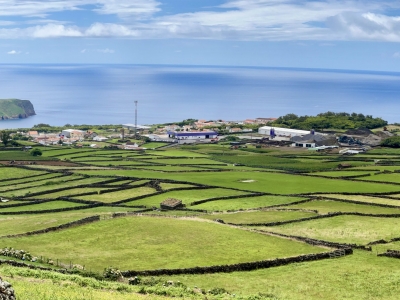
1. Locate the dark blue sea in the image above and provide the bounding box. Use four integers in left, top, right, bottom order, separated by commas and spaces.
0, 64, 399, 129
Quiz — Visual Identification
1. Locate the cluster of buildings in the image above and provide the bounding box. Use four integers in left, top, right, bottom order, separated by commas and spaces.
258, 126, 337, 148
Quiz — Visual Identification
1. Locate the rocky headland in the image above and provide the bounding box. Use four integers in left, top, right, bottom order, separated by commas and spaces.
0, 99, 36, 120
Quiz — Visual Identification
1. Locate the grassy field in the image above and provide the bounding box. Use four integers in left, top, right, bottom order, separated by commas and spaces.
262, 215, 400, 245
200, 210, 318, 224
75, 169, 400, 194
0, 216, 326, 272
192, 195, 307, 211
0, 201, 85, 213
286, 199, 400, 214
168, 250, 400, 300
3, 144, 400, 299
124, 188, 252, 207
315, 194, 400, 207
75, 187, 157, 203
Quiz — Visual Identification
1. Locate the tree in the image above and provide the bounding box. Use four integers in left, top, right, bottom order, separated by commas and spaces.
30, 148, 42, 156
0, 131, 11, 147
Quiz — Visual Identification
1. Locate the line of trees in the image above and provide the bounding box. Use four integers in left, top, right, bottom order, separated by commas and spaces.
269, 112, 387, 130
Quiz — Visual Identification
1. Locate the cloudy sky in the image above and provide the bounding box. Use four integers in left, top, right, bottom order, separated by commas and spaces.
1, 0, 400, 70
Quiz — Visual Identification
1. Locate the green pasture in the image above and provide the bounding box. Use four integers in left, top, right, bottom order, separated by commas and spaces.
0, 201, 85, 213
74, 187, 156, 203
0, 166, 46, 181
0, 216, 326, 272
212, 154, 345, 172
200, 210, 318, 224
139, 158, 225, 165
79, 160, 156, 167
170, 250, 400, 300
41, 148, 95, 157
104, 179, 135, 185
263, 215, 400, 245
0, 200, 28, 206
286, 199, 400, 214
0, 173, 61, 189
0, 151, 55, 161
372, 241, 400, 254
0, 266, 168, 300
72, 156, 121, 161
132, 165, 209, 171
128, 180, 151, 186
142, 142, 168, 149
352, 166, 400, 171
33, 187, 113, 199
2, 177, 114, 198
124, 188, 252, 207
146, 149, 208, 157
192, 195, 306, 211
356, 172, 400, 183
316, 194, 400, 207
369, 148, 400, 155
159, 182, 197, 190
0, 175, 83, 193
76, 169, 400, 194
311, 171, 373, 177
0, 212, 99, 236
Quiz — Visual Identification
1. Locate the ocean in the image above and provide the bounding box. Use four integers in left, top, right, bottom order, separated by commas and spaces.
0, 64, 399, 129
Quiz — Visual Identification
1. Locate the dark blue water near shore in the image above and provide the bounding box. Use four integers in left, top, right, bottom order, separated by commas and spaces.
0, 64, 399, 129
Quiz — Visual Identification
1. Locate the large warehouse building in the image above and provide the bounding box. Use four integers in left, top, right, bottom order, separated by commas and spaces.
258, 126, 313, 138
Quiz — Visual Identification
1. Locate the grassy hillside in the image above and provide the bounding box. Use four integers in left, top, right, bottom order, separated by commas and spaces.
0, 99, 36, 119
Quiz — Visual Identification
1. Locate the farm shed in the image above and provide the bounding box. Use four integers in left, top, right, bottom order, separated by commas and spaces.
160, 198, 184, 210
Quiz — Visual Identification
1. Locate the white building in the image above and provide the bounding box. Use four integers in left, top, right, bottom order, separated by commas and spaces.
61, 129, 85, 139
258, 126, 313, 138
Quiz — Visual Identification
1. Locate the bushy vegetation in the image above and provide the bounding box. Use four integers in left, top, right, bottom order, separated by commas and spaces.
270, 111, 387, 130
381, 136, 400, 148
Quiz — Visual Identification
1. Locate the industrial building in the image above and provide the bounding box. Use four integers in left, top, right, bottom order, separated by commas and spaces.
167, 131, 218, 144
258, 126, 312, 138
61, 129, 85, 138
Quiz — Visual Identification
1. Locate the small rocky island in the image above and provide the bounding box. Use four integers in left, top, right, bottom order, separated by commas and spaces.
0, 99, 36, 120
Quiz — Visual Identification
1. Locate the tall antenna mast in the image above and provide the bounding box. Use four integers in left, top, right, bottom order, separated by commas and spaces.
134, 100, 138, 139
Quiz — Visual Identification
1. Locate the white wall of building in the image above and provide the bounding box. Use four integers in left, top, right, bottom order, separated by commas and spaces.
258, 126, 311, 137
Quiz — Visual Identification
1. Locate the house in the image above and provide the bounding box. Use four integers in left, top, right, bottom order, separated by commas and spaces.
229, 128, 242, 133
256, 118, 277, 124
93, 136, 108, 142
160, 198, 184, 210
61, 129, 85, 139
27, 131, 39, 137
124, 142, 143, 150
167, 130, 218, 144
291, 134, 336, 148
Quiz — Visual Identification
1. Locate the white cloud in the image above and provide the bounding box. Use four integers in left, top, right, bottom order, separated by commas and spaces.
81, 49, 87, 53
85, 23, 139, 37
393, 52, 400, 58
0, 0, 400, 42
0, 0, 160, 18
7, 50, 21, 54
97, 48, 115, 53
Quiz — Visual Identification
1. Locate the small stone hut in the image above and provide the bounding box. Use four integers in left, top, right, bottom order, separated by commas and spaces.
160, 198, 184, 210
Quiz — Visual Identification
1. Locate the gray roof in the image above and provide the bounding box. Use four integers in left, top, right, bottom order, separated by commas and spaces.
291, 134, 329, 142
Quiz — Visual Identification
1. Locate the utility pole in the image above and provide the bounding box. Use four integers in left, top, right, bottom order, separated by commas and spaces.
134, 100, 138, 140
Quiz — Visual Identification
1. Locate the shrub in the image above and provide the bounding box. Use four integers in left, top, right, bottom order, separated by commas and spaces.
381, 136, 400, 148
103, 267, 123, 281
30, 148, 42, 156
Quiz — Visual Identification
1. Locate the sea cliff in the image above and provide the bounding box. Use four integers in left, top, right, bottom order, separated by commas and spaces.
0, 99, 36, 120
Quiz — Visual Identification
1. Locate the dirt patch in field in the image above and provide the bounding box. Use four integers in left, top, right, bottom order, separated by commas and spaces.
0, 160, 81, 167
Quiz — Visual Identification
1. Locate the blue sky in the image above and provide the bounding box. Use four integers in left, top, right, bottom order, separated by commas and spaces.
1, 0, 400, 71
